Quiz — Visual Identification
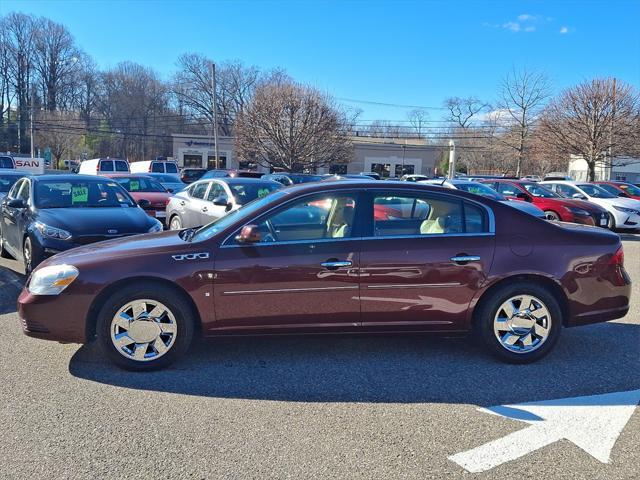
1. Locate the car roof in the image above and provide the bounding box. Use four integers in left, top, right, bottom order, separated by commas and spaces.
541, 180, 578, 185
0, 170, 28, 176
32, 174, 114, 182
210, 177, 280, 185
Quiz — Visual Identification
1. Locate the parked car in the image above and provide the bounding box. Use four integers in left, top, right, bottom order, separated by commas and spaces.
201, 169, 265, 180
521, 175, 542, 182
543, 173, 573, 181
0, 154, 16, 169
130, 160, 179, 175
480, 179, 610, 227
166, 177, 282, 230
17, 180, 630, 370
0, 171, 26, 201
541, 180, 640, 230
262, 173, 325, 186
401, 174, 430, 182
143, 173, 186, 193
179, 168, 207, 184
592, 181, 640, 200
104, 174, 173, 225
0, 174, 162, 273
420, 179, 546, 218
78, 158, 130, 175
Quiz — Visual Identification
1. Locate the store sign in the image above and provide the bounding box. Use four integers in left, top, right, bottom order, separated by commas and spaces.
15, 157, 45, 174
185, 140, 215, 147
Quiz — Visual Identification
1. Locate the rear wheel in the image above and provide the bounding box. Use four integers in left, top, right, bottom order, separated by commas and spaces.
169, 215, 182, 230
608, 214, 616, 230
96, 284, 195, 371
544, 210, 560, 221
475, 282, 562, 363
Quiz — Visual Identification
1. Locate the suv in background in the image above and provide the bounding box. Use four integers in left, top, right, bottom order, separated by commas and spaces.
130, 160, 179, 174
78, 158, 130, 175
0, 155, 16, 169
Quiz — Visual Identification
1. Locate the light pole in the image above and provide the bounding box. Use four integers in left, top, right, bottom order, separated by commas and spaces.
210, 62, 219, 169
448, 139, 456, 178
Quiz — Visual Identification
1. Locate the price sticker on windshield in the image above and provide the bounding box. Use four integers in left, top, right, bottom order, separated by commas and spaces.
257, 188, 271, 198
71, 186, 89, 204
129, 180, 140, 191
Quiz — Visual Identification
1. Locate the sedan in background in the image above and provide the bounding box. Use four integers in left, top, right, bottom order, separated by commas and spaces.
0, 175, 162, 272
201, 169, 264, 180
262, 173, 326, 186
0, 171, 26, 201
401, 174, 430, 182
481, 179, 610, 228
179, 168, 207, 184
420, 179, 546, 218
592, 181, 640, 201
541, 180, 640, 230
105, 174, 173, 225
166, 177, 282, 230
17, 181, 630, 370
143, 173, 186, 193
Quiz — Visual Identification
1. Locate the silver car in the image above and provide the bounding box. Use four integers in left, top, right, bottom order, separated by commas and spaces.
166, 177, 282, 230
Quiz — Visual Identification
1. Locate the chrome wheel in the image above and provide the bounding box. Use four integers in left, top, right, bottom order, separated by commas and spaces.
493, 295, 551, 354
110, 299, 177, 362
544, 211, 560, 221
169, 215, 182, 230
23, 238, 32, 272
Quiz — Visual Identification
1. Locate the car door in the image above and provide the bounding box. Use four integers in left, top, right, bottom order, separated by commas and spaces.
184, 181, 211, 227
359, 189, 495, 331
1, 178, 25, 253
211, 190, 363, 331
203, 182, 230, 222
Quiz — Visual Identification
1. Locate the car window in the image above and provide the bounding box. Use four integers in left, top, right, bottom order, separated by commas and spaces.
522, 183, 559, 198
619, 183, 640, 196
228, 181, 281, 206
7, 179, 23, 200
115, 177, 166, 193
496, 183, 519, 196
598, 184, 622, 196
115, 161, 129, 172
34, 180, 135, 208
373, 194, 487, 236
577, 184, 616, 199
17, 179, 30, 203
0, 175, 20, 193
165, 163, 178, 173
455, 183, 503, 200
554, 184, 579, 197
99, 160, 114, 172
244, 194, 358, 243
0, 156, 14, 169
189, 182, 209, 199
207, 183, 226, 201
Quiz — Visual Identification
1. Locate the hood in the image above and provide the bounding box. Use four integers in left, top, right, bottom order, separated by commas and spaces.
45, 229, 189, 266
501, 200, 545, 217
608, 197, 640, 210
36, 206, 155, 236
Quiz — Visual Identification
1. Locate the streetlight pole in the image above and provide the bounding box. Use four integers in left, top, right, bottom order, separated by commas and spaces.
30, 83, 35, 159
401, 143, 406, 177
210, 61, 219, 169
448, 139, 456, 178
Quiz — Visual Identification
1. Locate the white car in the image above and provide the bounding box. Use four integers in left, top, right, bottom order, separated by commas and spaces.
541, 180, 640, 230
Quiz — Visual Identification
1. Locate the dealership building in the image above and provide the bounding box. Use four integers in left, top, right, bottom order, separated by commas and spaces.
171, 133, 440, 178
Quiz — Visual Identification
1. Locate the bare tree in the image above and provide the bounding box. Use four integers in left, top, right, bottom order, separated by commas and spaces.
34, 111, 86, 166
443, 97, 490, 172
493, 69, 551, 176
540, 78, 640, 180
235, 81, 353, 172
407, 108, 430, 138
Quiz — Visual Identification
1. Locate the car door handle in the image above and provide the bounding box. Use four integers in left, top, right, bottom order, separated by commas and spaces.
201, 207, 208, 212
321, 261, 352, 269
450, 255, 481, 264
180, 201, 185, 206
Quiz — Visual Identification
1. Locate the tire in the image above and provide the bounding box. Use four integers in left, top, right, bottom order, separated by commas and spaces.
0, 227, 12, 259
23, 236, 43, 275
474, 282, 562, 364
96, 283, 196, 371
544, 210, 560, 221
608, 214, 616, 231
169, 215, 182, 230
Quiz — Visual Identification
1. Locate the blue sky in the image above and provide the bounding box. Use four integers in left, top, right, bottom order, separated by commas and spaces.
2, 0, 639, 122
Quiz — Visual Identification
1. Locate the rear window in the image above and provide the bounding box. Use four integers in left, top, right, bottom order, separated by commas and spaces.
115, 161, 129, 172
228, 181, 282, 205
165, 163, 178, 173
0, 156, 14, 169
99, 161, 114, 172
115, 177, 166, 193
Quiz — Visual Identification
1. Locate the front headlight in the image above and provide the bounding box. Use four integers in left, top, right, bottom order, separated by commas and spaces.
34, 221, 71, 240
148, 219, 163, 233
28, 264, 79, 295
613, 206, 640, 215
563, 206, 590, 216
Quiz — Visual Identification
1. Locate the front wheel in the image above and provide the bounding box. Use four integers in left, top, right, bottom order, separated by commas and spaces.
23, 236, 43, 275
169, 215, 182, 230
544, 210, 560, 221
475, 282, 562, 363
96, 284, 195, 371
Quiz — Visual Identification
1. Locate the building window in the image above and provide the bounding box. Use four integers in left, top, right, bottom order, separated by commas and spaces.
184, 155, 202, 168
207, 156, 227, 170
395, 164, 415, 176
371, 163, 392, 178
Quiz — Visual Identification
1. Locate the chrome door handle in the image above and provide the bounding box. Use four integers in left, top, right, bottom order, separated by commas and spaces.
179, 201, 185, 206
321, 261, 352, 269
450, 255, 481, 263
202, 207, 208, 212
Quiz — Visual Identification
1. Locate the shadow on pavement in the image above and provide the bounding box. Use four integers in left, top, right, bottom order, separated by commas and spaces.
0, 264, 25, 315
69, 321, 640, 407
619, 233, 640, 242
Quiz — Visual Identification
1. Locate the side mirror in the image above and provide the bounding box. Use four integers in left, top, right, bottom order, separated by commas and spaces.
137, 199, 151, 208
572, 193, 586, 200
7, 198, 26, 209
235, 224, 261, 244
516, 192, 531, 201
212, 196, 228, 207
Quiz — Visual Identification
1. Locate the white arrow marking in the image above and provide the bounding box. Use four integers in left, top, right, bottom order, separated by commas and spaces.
449, 389, 640, 473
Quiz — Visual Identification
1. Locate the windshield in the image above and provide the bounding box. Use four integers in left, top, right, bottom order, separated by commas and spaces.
577, 184, 617, 199
522, 183, 559, 198
115, 177, 167, 193
34, 179, 135, 208
289, 174, 325, 184
192, 190, 289, 241
619, 183, 640, 196
0, 175, 20, 193
153, 174, 182, 183
0, 157, 14, 169
455, 182, 504, 200
229, 182, 282, 206
202, 170, 230, 179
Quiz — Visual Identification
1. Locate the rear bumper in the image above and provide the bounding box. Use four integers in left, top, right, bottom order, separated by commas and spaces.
566, 304, 630, 327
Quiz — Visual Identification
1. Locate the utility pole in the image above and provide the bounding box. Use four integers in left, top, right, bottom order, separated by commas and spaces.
401, 143, 406, 177
448, 139, 456, 178
210, 61, 219, 169
30, 83, 35, 159
606, 77, 617, 181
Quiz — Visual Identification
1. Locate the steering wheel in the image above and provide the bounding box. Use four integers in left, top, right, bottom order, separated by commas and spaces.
262, 219, 277, 243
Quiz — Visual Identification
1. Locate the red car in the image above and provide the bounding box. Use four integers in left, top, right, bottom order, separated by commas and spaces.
104, 174, 172, 226
592, 181, 640, 201
18, 181, 630, 370
481, 179, 610, 227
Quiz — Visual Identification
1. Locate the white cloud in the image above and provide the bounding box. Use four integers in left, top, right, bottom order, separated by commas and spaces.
524, 26, 536, 32
559, 26, 569, 34
518, 14, 537, 21
503, 21, 521, 32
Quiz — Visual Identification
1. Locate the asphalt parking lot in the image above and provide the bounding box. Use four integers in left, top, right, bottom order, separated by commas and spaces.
0, 234, 638, 479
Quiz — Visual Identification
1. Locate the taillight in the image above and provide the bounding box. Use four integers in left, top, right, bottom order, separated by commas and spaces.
610, 246, 624, 267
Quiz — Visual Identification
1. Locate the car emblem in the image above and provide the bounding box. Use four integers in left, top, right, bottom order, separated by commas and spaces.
108, 229, 118, 234
172, 252, 210, 261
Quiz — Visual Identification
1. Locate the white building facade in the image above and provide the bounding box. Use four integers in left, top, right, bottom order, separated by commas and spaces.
568, 155, 640, 183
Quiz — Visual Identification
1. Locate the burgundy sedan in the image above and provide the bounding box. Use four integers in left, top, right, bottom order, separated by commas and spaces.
18, 181, 631, 370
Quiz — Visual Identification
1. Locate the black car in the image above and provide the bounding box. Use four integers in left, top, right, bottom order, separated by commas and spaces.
0, 175, 163, 272
0, 171, 26, 202
180, 168, 207, 184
